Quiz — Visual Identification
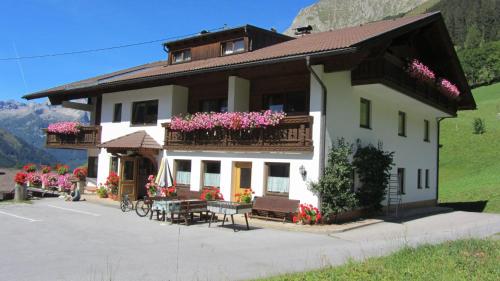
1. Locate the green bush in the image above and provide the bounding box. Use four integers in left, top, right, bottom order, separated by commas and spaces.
473, 118, 486, 134
309, 138, 358, 219
353, 142, 394, 212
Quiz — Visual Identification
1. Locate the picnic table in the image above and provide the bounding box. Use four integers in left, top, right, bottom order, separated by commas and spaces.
152, 198, 209, 224
207, 201, 253, 231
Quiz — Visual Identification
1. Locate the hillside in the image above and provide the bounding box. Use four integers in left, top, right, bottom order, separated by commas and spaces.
439, 83, 500, 213
0, 127, 56, 168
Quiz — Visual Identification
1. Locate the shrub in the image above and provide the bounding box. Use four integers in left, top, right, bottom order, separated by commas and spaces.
96, 184, 108, 198
353, 141, 394, 212
473, 118, 486, 134
309, 138, 358, 219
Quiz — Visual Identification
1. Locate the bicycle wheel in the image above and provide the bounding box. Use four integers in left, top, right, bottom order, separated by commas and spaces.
135, 199, 150, 217
120, 200, 127, 212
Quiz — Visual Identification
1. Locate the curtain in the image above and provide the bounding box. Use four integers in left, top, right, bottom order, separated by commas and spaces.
176, 171, 191, 185
204, 173, 220, 187
267, 176, 289, 193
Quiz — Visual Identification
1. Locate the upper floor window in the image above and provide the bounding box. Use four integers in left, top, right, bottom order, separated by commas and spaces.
264, 92, 307, 115
424, 119, 430, 142
172, 49, 191, 64
131, 100, 158, 125
222, 39, 245, 55
199, 98, 228, 113
113, 103, 122, 123
360, 98, 371, 129
398, 111, 406, 137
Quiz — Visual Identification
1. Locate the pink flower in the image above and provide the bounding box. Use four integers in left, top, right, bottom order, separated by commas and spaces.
438, 78, 460, 98
47, 122, 82, 134
407, 59, 435, 83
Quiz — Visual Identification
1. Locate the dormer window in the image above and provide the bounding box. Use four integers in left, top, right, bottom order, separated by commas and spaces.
172, 49, 191, 64
222, 39, 245, 55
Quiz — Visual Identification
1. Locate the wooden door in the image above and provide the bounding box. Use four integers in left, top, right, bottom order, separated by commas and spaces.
232, 162, 252, 202
120, 157, 138, 200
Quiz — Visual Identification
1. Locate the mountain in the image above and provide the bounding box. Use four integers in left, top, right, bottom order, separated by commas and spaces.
285, 0, 431, 35
0, 100, 89, 168
0, 127, 56, 168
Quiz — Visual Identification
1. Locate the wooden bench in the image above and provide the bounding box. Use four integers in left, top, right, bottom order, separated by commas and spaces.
170, 200, 209, 225
251, 196, 299, 222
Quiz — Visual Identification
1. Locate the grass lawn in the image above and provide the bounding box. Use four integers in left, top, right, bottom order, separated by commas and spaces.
439, 83, 500, 213
257, 239, 500, 281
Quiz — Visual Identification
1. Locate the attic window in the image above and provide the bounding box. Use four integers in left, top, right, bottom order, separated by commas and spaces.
222, 39, 245, 55
172, 49, 191, 64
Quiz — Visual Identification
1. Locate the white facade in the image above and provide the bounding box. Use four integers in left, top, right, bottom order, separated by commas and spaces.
93, 65, 450, 206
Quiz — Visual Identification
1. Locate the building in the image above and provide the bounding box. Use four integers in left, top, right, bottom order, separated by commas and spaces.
24, 12, 476, 209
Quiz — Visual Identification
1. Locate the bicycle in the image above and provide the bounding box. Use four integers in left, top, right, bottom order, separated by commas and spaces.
120, 194, 134, 212
135, 197, 151, 217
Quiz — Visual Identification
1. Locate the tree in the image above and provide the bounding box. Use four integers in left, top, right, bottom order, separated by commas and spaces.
309, 138, 358, 219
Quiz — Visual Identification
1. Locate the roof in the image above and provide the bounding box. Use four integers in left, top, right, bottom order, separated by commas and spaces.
98, 131, 161, 150
24, 13, 437, 100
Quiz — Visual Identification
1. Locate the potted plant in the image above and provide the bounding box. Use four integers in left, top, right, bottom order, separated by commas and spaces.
160, 182, 177, 198
27, 172, 43, 188
200, 186, 224, 201
42, 173, 58, 190
73, 167, 88, 194
235, 188, 254, 204
106, 172, 120, 200
14, 172, 28, 201
55, 164, 69, 175
145, 175, 158, 197
58, 174, 73, 193
40, 166, 51, 189
96, 184, 108, 198
23, 163, 37, 186
293, 204, 322, 225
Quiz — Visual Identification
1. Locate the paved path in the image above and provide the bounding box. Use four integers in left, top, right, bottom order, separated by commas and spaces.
0, 198, 499, 281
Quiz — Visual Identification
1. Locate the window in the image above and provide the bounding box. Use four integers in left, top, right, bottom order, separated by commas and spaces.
360, 98, 371, 129
202, 161, 220, 188
397, 168, 405, 195
424, 120, 430, 142
87, 157, 98, 178
425, 169, 430, 189
417, 169, 422, 189
175, 160, 191, 186
113, 103, 122, 123
398, 111, 406, 137
123, 160, 135, 180
264, 92, 308, 115
265, 163, 290, 196
199, 98, 228, 113
131, 100, 158, 125
172, 49, 191, 63
109, 156, 119, 173
222, 39, 245, 55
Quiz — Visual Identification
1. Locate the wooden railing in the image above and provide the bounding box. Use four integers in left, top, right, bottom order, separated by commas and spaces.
163, 116, 313, 152
351, 57, 456, 113
44, 126, 101, 149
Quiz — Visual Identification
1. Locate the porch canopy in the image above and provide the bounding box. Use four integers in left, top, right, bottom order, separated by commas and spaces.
98, 130, 161, 153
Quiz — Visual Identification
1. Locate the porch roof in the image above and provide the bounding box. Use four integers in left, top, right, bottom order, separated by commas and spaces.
98, 131, 161, 150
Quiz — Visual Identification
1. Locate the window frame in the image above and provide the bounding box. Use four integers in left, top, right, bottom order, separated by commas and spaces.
221, 38, 246, 56
198, 98, 228, 113
171, 48, 192, 64
109, 156, 119, 174
398, 111, 407, 137
201, 160, 221, 188
417, 169, 422, 189
397, 168, 406, 195
424, 119, 430, 142
425, 169, 430, 189
264, 162, 290, 197
131, 100, 158, 126
87, 156, 98, 178
360, 98, 371, 129
112, 103, 122, 123
174, 159, 191, 187
263, 91, 309, 116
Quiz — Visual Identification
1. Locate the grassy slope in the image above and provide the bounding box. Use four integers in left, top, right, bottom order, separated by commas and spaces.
258, 239, 500, 281
439, 83, 500, 213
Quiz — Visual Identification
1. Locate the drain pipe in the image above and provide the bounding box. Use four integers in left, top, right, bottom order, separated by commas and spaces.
306, 56, 327, 177
436, 116, 452, 205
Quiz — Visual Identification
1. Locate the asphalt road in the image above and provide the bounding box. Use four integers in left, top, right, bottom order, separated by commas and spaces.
0, 198, 499, 281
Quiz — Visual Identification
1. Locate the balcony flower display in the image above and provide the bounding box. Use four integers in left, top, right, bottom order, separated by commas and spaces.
27, 172, 43, 187
170, 110, 286, 133
235, 188, 254, 203
73, 167, 88, 180
47, 121, 82, 135
200, 187, 224, 201
23, 163, 37, 173
407, 59, 435, 84
438, 78, 460, 99
293, 204, 322, 225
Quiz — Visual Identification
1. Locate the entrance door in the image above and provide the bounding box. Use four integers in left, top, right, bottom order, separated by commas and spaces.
137, 157, 156, 199
120, 157, 138, 200
232, 162, 252, 202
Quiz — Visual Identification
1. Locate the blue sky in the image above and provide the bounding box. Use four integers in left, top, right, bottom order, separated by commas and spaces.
0, 0, 316, 101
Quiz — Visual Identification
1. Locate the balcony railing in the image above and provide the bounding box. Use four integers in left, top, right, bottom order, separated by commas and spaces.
351, 57, 456, 113
44, 126, 101, 149
163, 115, 313, 152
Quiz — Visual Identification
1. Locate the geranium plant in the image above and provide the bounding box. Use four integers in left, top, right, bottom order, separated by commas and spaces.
438, 78, 460, 99
235, 188, 254, 203
14, 172, 28, 186
23, 163, 37, 173
47, 122, 82, 135
407, 59, 436, 83
145, 175, 158, 197
58, 174, 73, 191
73, 167, 88, 181
160, 185, 177, 197
170, 110, 286, 132
106, 172, 120, 195
41, 165, 51, 174
293, 204, 322, 225
200, 187, 224, 201
55, 164, 69, 175
27, 172, 43, 187
42, 173, 59, 188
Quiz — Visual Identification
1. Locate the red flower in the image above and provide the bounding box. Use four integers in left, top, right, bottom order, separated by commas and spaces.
14, 172, 28, 185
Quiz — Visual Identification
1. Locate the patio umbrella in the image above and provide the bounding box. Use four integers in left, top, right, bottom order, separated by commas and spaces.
155, 158, 166, 186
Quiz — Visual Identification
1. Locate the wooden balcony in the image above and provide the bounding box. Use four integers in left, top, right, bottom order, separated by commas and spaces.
44, 126, 101, 149
163, 116, 313, 152
351, 57, 457, 114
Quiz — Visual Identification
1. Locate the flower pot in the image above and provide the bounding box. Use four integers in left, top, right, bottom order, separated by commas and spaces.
77, 180, 86, 194
14, 184, 27, 201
